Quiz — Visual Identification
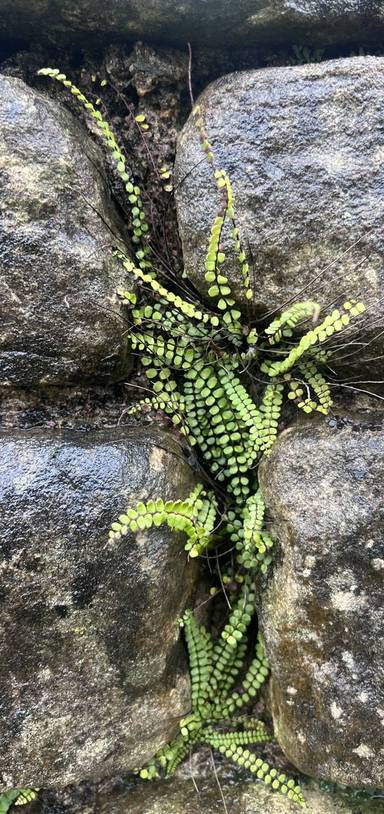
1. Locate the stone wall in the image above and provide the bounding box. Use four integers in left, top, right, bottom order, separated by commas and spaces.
1, 4, 384, 812
0, 72, 200, 793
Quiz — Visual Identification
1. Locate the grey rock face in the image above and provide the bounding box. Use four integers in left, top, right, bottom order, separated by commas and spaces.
0, 427, 198, 789
0, 0, 261, 47
258, 411, 384, 788
32, 774, 382, 814
0, 74, 130, 386
105, 778, 382, 814
1, 1, 384, 48
175, 57, 384, 378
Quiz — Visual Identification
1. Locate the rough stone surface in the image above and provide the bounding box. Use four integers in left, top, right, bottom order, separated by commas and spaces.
0, 427, 198, 790
30, 773, 384, 814
0, 74, 131, 386
1, 2, 384, 49
92, 778, 382, 814
175, 57, 384, 380
258, 410, 384, 788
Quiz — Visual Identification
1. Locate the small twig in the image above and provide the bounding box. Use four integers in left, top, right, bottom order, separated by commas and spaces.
189, 750, 201, 796
330, 382, 384, 400
107, 76, 161, 181
187, 43, 195, 110
216, 549, 232, 610
256, 235, 374, 320
210, 748, 229, 814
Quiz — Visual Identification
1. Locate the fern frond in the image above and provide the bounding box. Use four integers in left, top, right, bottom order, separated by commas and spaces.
224, 174, 253, 302
180, 609, 213, 712
184, 364, 253, 502
37, 69, 152, 268
130, 301, 211, 342
210, 577, 255, 699
203, 171, 250, 328
140, 730, 200, 779
14, 790, 38, 806
265, 301, 320, 344
204, 206, 242, 338
219, 633, 269, 716
204, 742, 305, 806
202, 721, 270, 748
243, 491, 266, 553
226, 507, 273, 572
124, 394, 185, 425
235, 491, 274, 570
209, 638, 248, 701
119, 255, 221, 329
296, 360, 333, 414
259, 384, 284, 455
262, 301, 365, 378
130, 329, 196, 372
221, 368, 263, 466
189, 490, 218, 556
193, 105, 215, 164
0, 790, 38, 814
193, 106, 253, 304
108, 484, 211, 558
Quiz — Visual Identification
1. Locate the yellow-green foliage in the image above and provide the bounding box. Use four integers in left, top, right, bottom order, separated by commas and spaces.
140, 578, 305, 806
0, 790, 38, 814
109, 483, 217, 558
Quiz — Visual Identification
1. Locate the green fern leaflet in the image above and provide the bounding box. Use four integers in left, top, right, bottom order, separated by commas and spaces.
0, 790, 38, 814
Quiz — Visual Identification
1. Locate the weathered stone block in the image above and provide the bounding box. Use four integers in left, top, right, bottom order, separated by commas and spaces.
0, 427, 198, 789
31, 770, 383, 814
175, 57, 384, 380
0, 74, 130, 386
1, 2, 384, 49
259, 411, 384, 788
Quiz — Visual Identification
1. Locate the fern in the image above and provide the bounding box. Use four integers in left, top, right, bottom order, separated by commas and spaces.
139, 578, 305, 806
0, 790, 38, 814
108, 483, 218, 558
264, 301, 320, 344
37, 69, 367, 806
